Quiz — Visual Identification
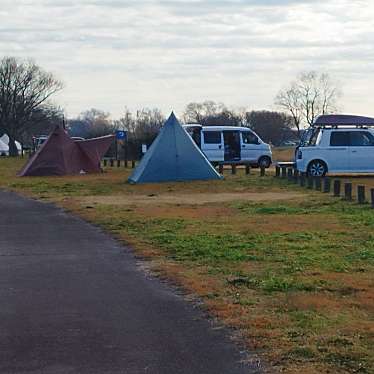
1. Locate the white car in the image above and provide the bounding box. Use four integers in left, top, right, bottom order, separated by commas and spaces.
296, 114, 374, 176
184, 124, 272, 168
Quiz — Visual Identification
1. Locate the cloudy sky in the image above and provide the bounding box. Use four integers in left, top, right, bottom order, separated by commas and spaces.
0, 0, 373, 118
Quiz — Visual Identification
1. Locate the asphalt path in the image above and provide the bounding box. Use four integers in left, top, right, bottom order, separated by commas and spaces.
0, 190, 261, 374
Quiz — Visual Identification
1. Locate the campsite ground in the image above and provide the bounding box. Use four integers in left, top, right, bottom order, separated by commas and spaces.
0, 156, 373, 373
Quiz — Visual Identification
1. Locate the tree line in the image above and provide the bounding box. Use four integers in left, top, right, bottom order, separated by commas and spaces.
0, 56, 342, 156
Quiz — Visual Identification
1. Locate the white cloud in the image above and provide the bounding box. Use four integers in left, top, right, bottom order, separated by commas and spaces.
0, 0, 373, 118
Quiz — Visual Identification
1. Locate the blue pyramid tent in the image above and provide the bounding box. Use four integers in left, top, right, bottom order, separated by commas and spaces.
128, 113, 222, 184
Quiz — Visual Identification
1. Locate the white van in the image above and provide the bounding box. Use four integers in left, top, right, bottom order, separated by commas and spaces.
296, 114, 374, 176
184, 124, 272, 167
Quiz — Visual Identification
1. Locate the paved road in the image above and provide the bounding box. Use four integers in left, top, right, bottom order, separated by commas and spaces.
0, 191, 260, 374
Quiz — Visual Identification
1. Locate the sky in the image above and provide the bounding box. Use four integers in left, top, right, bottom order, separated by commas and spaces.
0, 0, 373, 119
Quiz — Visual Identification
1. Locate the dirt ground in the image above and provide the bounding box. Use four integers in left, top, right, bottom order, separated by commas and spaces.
80, 191, 306, 206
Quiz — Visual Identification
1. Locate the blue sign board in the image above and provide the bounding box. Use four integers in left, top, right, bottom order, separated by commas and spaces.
116, 130, 127, 140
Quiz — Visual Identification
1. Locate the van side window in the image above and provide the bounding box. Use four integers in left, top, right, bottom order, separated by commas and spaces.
349, 131, 374, 146
203, 131, 221, 144
242, 132, 258, 144
330, 132, 350, 146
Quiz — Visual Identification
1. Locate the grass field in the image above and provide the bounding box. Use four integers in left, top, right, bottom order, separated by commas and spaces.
0, 157, 373, 373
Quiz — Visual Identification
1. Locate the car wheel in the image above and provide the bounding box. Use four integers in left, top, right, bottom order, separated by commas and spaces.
258, 156, 271, 169
307, 160, 327, 177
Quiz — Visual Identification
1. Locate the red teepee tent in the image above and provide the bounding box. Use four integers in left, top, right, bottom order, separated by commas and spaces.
18, 126, 114, 177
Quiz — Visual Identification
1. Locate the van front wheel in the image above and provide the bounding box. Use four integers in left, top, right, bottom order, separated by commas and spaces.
258, 156, 271, 169
307, 160, 327, 177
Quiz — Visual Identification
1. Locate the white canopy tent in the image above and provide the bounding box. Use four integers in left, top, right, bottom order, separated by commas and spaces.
0, 134, 22, 153
0, 139, 9, 155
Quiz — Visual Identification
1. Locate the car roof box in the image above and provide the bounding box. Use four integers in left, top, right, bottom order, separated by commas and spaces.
313, 114, 374, 127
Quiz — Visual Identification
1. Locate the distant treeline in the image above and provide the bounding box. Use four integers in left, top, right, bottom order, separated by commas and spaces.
65, 102, 298, 159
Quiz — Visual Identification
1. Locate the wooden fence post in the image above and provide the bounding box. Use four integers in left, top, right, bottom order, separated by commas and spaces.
103, 159, 107, 167
131, 160, 136, 168
245, 165, 251, 175
333, 180, 341, 197
323, 178, 331, 193
219, 164, 224, 174
117, 159, 121, 168
281, 167, 287, 178
275, 166, 280, 177
315, 177, 322, 191
110, 159, 114, 167
344, 183, 352, 201
357, 185, 366, 204
287, 168, 293, 181
124, 160, 128, 168
293, 169, 299, 183
299, 173, 305, 187
260, 166, 265, 177
371, 188, 374, 208
307, 176, 314, 189
231, 164, 237, 175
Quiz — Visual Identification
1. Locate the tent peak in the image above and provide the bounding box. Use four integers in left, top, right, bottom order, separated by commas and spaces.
165, 111, 179, 126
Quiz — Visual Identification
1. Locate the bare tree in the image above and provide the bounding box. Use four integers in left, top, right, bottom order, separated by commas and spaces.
183, 101, 243, 126
246, 110, 295, 146
22, 104, 64, 145
275, 71, 342, 138
68, 108, 116, 139
0, 57, 63, 155
183, 101, 226, 123
113, 108, 165, 160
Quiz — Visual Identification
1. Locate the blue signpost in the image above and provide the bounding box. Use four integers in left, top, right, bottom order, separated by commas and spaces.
115, 130, 127, 162
116, 130, 127, 140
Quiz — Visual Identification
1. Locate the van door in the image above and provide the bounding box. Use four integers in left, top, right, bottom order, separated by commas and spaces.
240, 131, 260, 162
348, 131, 374, 172
328, 131, 350, 172
202, 130, 224, 162
223, 131, 241, 161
